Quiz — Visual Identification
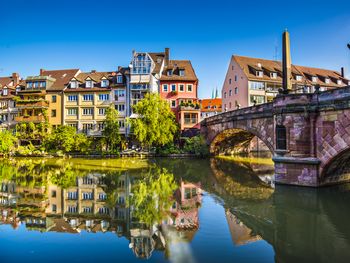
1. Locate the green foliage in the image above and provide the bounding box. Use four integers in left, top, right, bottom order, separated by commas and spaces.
49, 163, 77, 189
129, 93, 178, 148
183, 135, 209, 157
157, 143, 182, 155
102, 105, 121, 153
0, 130, 17, 155
43, 125, 90, 154
130, 168, 177, 226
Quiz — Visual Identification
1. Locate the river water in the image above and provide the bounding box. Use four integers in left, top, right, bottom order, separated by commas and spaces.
0, 157, 349, 263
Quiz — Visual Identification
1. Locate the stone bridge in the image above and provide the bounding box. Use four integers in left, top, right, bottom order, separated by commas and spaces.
201, 86, 350, 187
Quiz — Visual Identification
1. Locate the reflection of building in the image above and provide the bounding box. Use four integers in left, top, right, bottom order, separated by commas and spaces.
222, 55, 350, 111
225, 210, 261, 246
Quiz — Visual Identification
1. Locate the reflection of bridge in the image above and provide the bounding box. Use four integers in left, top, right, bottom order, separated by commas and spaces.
201, 86, 350, 186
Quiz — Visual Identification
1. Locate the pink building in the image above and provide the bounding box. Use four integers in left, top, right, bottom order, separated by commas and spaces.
222, 55, 350, 111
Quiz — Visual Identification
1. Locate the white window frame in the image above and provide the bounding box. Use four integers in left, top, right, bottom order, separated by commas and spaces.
101, 79, 109, 88
270, 72, 277, 79
171, 84, 176, 92
98, 94, 109, 101
82, 108, 93, 115
171, 100, 176, 108
83, 94, 94, 101
70, 81, 77, 88
86, 80, 93, 88
312, 76, 318, 83
325, 78, 330, 84
187, 84, 193, 92
179, 84, 185, 92
163, 84, 168, 92
117, 75, 123, 84
337, 79, 343, 85
256, 71, 263, 78
67, 108, 78, 116
296, 75, 302, 81
179, 69, 185, 76
68, 95, 78, 101
3, 89, 8, 96
98, 108, 106, 115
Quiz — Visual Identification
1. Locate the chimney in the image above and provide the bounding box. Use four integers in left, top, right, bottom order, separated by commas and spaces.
91, 70, 96, 73
40, 68, 45, 75
341, 67, 345, 78
282, 30, 292, 93
165, 47, 170, 66
11, 73, 19, 84
118, 66, 122, 72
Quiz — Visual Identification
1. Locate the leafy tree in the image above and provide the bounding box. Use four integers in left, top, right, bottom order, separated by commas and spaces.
183, 135, 209, 157
0, 130, 17, 155
102, 106, 121, 153
129, 93, 178, 148
130, 168, 177, 226
44, 125, 90, 153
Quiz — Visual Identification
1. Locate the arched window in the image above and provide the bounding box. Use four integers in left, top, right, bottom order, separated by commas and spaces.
276, 125, 287, 150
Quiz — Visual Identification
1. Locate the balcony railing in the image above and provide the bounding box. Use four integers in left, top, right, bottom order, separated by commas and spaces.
184, 118, 198, 125
15, 115, 46, 123
16, 100, 49, 108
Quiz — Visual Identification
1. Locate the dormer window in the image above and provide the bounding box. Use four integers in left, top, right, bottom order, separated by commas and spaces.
16, 87, 21, 93
257, 63, 262, 68
70, 81, 77, 88
117, 75, 123, 84
296, 75, 302, 81
337, 79, 343, 85
3, 89, 8, 96
325, 78, 330, 84
86, 80, 93, 88
27, 82, 33, 89
312, 76, 317, 82
179, 69, 185, 76
167, 70, 173, 76
256, 71, 263, 78
101, 79, 109, 88
270, 72, 277, 79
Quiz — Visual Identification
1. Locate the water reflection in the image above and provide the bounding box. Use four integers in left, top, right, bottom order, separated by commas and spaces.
0, 157, 350, 262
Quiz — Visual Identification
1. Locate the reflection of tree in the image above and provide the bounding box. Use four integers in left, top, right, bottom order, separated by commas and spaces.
130, 168, 177, 226
49, 163, 77, 189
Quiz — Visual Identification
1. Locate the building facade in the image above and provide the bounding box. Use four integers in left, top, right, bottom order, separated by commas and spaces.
222, 55, 350, 111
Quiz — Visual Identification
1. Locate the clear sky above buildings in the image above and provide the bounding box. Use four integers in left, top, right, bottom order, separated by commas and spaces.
1, 0, 350, 98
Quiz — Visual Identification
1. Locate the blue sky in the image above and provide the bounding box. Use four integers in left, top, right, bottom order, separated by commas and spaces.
1, 0, 350, 98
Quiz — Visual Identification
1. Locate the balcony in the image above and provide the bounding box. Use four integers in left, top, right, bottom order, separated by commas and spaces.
15, 115, 46, 123
184, 118, 199, 125
16, 100, 49, 108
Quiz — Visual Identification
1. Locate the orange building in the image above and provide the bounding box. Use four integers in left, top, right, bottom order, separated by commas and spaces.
200, 98, 222, 119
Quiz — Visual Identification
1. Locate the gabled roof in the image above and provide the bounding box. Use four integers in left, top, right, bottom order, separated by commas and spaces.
233, 55, 349, 87
0, 74, 20, 88
200, 98, 222, 112
75, 71, 113, 83
148, 52, 165, 74
40, 69, 80, 91
160, 60, 198, 82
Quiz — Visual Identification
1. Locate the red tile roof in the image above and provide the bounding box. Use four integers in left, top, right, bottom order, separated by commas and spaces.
200, 98, 222, 112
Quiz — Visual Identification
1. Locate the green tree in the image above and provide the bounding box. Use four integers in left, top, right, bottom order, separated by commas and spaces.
102, 106, 121, 153
129, 93, 178, 148
183, 135, 209, 157
0, 130, 17, 155
130, 168, 177, 226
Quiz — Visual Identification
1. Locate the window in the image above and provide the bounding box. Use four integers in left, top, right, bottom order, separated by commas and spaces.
118, 196, 125, 205
256, 71, 263, 77
99, 193, 107, 200
34, 82, 39, 88
276, 125, 287, 150
52, 95, 57, 103
229, 90, 232, 96
234, 75, 238, 81
98, 94, 109, 101
337, 79, 343, 85
296, 75, 302, 81
101, 79, 109, 87
229, 78, 232, 84
132, 53, 151, 74
179, 84, 184, 92
187, 84, 193, 92
83, 177, 93, 185
98, 108, 106, 115
82, 192, 93, 200
224, 92, 227, 98
52, 204, 57, 213
235, 87, 238, 94
39, 81, 46, 88
86, 80, 93, 88
82, 108, 93, 115
116, 104, 125, 112
229, 102, 232, 109
179, 69, 185, 76
171, 84, 176, 92
118, 120, 125, 128
68, 191, 77, 199
250, 95, 265, 105
117, 75, 123, 83
83, 207, 92, 213
98, 122, 105, 130
51, 190, 56, 198
83, 94, 94, 101
325, 78, 330, 84
312, 76, 318, 82
171, 100, 176, 108
51, 110, 56, 117
68, 95, 78, 101
163, 84, 168, 92
68, 206, 77, 213
70, 81, 77, 88
67, 108, 77, 115
270, 72, 277, 79
184, 113, 198, 125
249, 81, 265, 90
232, 65, 234, 70
167, 70, 173, 76
99, 207, 109, 214
27, 82, 33, 88
3, 89, 8, 96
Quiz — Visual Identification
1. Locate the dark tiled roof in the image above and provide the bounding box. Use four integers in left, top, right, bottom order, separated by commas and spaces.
160, 60, 198, 82
233, 55, 349, 88
148, 52, 165, 74
40, 69, 80, 91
